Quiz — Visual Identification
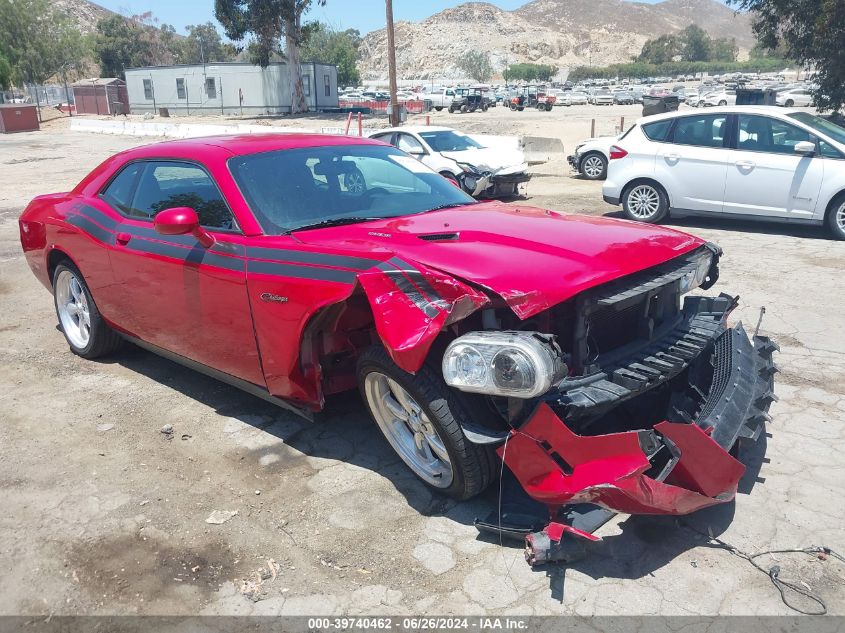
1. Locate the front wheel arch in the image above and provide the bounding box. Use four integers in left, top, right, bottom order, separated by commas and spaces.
824, 191, 845, 240
621, 178, 671, 222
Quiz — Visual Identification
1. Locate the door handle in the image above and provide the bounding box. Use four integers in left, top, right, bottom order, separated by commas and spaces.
735, 160, 755, 169
665, 153, 680, 160
115, 232, 132, 245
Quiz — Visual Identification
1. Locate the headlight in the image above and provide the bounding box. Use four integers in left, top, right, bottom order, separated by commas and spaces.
456, 162, 480, 174
442, 331, 566, 398
679, 250, 714, 294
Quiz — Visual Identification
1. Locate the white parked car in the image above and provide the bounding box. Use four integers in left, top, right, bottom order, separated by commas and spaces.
559, 91, 588, 106
567, 135, 617, 180
590, 90, 614, 106
602, 106, 845, 239
701, 90, 736, 107
776, 87, 814, 107
369, 126, 530, 198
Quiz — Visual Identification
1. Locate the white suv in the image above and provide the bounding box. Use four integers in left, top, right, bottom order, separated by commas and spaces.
602, 106, 845, 239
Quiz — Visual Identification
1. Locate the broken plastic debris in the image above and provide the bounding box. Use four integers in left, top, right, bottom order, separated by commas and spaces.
205, 510, 238, 525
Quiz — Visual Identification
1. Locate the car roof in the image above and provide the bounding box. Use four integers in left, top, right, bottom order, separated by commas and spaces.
375, 126, 456, 135
638, 105, 805, 124
118, 133, 383, 160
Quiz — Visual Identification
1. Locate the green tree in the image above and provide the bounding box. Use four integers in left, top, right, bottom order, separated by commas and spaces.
637, 34, 680, 65
300, 22, 361, 87
0, 52, 11, 90
504, 63, 558, 83
215, 0, 327, 114
710, 37, 738, 63
680, 24, 711, 62
0, 0, 89, 85
182, 22, 237, 64
728, 0, 844, 111
456, 50, 493, 83
94, 13, 182, 78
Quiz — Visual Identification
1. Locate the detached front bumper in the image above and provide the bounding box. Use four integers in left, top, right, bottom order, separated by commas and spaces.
500, 322, 778, 517
567, 154, 579, 171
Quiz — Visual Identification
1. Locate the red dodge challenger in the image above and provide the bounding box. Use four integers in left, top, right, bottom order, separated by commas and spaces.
19, 134, 777, 564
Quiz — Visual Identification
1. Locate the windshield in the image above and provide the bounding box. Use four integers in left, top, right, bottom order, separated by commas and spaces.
229, 144, 474, 234
418, 130, 483, 152
788, 112, 845, 146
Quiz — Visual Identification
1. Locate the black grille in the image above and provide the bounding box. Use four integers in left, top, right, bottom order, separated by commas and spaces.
587, 300, 644, 353
697, 329, 733, 421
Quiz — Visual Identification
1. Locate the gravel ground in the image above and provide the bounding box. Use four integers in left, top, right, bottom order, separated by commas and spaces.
0, 109, 844, 617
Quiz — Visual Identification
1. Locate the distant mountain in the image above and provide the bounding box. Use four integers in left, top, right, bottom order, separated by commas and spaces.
358, 0, 755, 81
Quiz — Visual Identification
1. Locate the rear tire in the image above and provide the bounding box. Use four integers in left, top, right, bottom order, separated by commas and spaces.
435, 106, 443, 111
357, 346, 496, 500
826, 194, 845, 240
52, 262, 122, 359
622, 181, 669, 223
718, 100, 727, 106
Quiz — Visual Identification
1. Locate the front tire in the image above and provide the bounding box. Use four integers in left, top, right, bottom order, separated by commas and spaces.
622, 181, 669, 223
580, 152, 607, 180
826, 194, 845, 240
785, 99, 794, 107
357, 346, 495, 500
53, 262, 121, 359
718, 100, 727, 106
435, 106, 443, 111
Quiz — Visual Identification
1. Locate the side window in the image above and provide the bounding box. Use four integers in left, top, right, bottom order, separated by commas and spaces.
205, 77, 216, 99
819, 140, 844, 159
324, 74, 331, 98
738, 115, 814, 154
143, 79, 153, 101
641, 119, 672, 142
396, 134, 425, 155
128, 161, 235, 230
446, 90, 454, 97
101, 163, 143, 214
370, 133, 395, 146
672, 114, 727, 148
302, 75, 311, 97
176, 78, 186, 100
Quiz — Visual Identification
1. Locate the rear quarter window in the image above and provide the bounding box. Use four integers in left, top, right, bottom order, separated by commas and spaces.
642, 119, 672, 142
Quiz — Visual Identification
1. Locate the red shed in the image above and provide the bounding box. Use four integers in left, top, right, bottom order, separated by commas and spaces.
0, 104, 40, 133
72, 78, 130, 115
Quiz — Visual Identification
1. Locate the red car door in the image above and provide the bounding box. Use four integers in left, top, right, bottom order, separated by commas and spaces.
101, 160, 264, 386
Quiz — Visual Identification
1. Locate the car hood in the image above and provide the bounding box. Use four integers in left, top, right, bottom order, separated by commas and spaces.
292, 202, 704, 318
440, 147, 528, 175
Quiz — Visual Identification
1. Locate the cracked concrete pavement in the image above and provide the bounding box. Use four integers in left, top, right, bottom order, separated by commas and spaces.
0, 114, 843, 616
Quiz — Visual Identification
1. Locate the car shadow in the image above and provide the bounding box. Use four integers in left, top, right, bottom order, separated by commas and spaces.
98, 343, 482, 523
602, 209, 832, 240
99, 342, 767, 601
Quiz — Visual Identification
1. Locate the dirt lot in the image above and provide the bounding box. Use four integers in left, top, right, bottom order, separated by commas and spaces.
1, 106, 844, 617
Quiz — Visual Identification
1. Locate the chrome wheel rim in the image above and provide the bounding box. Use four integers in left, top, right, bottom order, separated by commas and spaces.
345, 170, 365, 194
836, 202, 845, 233
55, 270, 90, 349
583, 156, 605, 178
363, 372, 453, 487
628, 185, 661, 219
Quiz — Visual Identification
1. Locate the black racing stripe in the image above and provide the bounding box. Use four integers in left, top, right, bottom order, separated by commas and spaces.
387, 257, 448, 307
67, 214, 116, 246
248, 259, 357, 283
124, 238, 243, 272
73, 204, 120, 231
376, 262, 440, 319
246, 246, 381, 271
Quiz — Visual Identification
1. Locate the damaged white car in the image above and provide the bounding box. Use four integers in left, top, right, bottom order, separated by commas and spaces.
369, 126, 530, 198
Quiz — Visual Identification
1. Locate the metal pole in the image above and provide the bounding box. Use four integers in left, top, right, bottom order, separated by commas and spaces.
64, 76, 72, 117
151, 75, 157, 115
591, 118, 595, 137
385, 0, 400, 126
220, 76, 224, 114
186, 81, 189, 116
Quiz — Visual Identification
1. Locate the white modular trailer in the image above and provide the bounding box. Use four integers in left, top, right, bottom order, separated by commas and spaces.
125, 62, 338, 116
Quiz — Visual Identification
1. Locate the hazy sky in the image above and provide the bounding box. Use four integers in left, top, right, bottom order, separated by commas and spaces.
91, 0, 681, 37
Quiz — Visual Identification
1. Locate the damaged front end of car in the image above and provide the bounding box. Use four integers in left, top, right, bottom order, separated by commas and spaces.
437, 243, 778, 565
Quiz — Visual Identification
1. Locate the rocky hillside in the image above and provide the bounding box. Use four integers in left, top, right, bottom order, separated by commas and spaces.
358, 0, 755, 81
53, 0, 114, 34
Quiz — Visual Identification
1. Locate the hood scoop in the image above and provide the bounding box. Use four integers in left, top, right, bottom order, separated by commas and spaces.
418, 232, 460, 242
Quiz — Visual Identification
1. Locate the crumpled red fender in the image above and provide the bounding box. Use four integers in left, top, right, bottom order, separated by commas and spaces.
357, 256, 490, 373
